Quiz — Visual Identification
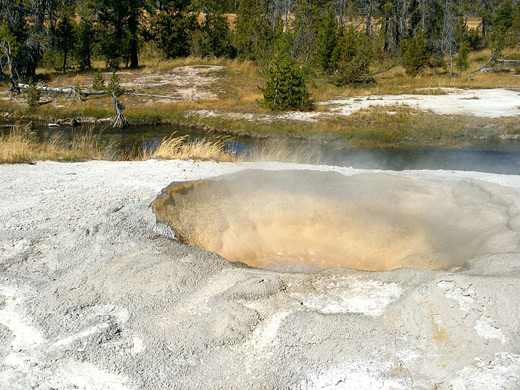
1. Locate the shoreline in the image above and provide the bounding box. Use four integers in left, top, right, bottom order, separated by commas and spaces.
1, 85, 520, 147
2, 108, 520, 148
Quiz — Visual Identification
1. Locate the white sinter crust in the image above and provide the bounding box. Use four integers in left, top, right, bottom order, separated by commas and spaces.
0, 160, 519, 389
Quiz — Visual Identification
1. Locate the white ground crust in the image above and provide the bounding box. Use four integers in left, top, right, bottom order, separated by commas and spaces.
191, 88, 520, 122
0, 160, 519, 389
288, 276, 403, 316
325, 88, 520, 118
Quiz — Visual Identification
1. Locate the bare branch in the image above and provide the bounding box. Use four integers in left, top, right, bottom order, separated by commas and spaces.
470, 51, 498, 75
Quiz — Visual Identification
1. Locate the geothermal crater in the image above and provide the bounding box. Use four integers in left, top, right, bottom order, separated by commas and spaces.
152, 170, 520, 272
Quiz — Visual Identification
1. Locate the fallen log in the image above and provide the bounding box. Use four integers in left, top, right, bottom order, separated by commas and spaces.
17, 83, 106, 97
496, 59, 520, 65
369, 64, 397, 77
130, 92, 182, 100
17, 84, 181, 101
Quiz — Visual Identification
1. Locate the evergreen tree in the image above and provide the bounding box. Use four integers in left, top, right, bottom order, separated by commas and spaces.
54, 10, 77, 72
234, 0, 272, 62
151, 0, 196, 59
454, 16, 470, 71
331, 26, 373, 85
0, 0, 58, 79
26, 0, 59, 77
292, 0, 329, 65
402, 26, 431, 76
91, 69, 105, 91
75, 16, 95, 70
316, 6, 340, 74
512, 2, 520, 46
191, 1, 233, 58
0, 2, 27, 93
258, 35, 313, 111
456, 39, 470, 70
95, 0, 148, 68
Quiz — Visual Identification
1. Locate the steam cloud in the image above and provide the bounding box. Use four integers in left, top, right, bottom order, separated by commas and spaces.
152, 170, 520, 272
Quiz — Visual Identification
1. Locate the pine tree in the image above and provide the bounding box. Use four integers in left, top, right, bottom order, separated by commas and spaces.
402, 27, 431, 76
316, 6, 340, 74
454, 16, 470, 72
456, 40, 470, 71
75, 17, 95, 70
96, 0, 148, 69
234, 0, 271, 62
331, 26, 372, 86
191, 0, 233, 58
54, 11, 77, 72
258, 35, 313, 111
92, 69, 105, 91
151, 0, 196, 59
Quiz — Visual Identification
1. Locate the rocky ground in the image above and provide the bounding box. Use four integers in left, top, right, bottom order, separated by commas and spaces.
0, 159, 519, 389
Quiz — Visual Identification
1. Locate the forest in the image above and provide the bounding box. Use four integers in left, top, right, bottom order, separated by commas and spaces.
1, 0, 519, 86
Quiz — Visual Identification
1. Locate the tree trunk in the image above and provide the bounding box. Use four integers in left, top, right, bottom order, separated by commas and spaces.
26, 56, 38, 78
284, 0, 289, 31
365, 0, 372, 36
62, 49, 68, 73
128, 12, 139, 69
0, 39, 20, 97
111, 92, 129, 128
338, 0, 345, 26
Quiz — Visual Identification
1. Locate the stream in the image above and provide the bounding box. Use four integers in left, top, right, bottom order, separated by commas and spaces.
34, 124, 520, 175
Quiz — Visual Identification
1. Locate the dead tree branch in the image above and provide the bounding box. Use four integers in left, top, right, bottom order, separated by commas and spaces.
0, 39, 20, 97
496, 59, 520, 65
111, 92, 128, 128
470, 51, 498, 75
129, 92, 182, 100
369, 64, 397, 77
18, 83, 107, 97
12, 82, 180, 127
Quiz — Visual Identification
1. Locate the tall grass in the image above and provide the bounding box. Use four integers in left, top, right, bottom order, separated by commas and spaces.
0, 126, 244, 163
246, 139, 322, 164
0, 125, 106, 163
140, 133, 241, 162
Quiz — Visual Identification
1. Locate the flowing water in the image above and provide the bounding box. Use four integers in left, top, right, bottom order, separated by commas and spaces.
33, 124, 520, 174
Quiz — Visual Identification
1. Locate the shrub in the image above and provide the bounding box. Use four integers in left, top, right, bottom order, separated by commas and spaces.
23, 80, 41, 108
92, 69, 105, 91
457, 40, 470, 71
107, 71, 122, 96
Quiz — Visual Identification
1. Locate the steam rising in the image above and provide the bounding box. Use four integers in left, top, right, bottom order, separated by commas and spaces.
152, 170, 520, 272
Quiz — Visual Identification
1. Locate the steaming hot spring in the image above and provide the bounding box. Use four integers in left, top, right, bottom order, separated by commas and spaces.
152, 169, 520, 272
2, 161, 520, 389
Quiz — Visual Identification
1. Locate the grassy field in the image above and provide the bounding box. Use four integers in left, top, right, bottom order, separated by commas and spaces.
1, 48, 519, 155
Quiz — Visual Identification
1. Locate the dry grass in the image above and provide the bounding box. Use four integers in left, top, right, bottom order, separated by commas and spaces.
140, 55, 257, 74
0, 125, 106, 163
141, 133, 241, 162
246, 139, 322, 164
0, 125, 242, 163
312, 48, 520, 101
